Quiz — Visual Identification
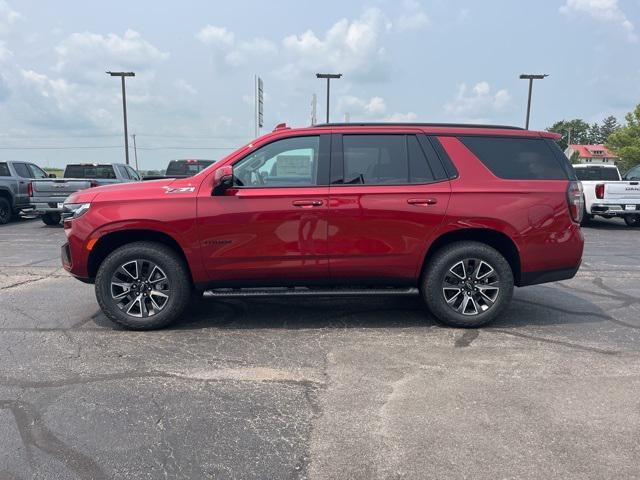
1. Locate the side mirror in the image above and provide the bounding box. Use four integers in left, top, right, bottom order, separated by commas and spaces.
48, 173, 57, 178
213, 165, 234, 196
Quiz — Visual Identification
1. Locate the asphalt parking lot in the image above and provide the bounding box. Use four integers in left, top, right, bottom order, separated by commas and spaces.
0, 218, 639, 479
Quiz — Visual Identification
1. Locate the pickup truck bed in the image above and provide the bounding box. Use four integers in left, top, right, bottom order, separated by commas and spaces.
30, 163, 139, 225
575, 164, 640, 227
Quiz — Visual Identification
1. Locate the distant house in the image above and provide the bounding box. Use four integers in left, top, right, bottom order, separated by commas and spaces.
564, 144, 619, 165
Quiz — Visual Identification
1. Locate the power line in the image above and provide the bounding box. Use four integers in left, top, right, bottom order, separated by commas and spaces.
0, 145, 237, 151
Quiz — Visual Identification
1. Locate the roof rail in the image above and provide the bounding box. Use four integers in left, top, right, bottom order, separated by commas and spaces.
312, 122, 525, 130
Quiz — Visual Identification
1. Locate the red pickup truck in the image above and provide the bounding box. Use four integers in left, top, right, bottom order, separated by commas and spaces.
61, 123, 584, 330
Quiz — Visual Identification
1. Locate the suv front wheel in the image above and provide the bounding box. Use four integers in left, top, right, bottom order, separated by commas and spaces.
422, 241, 514, 328
95, 241, 192, 330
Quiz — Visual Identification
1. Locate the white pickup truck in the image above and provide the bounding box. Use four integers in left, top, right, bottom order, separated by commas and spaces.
575, 164, 640, 227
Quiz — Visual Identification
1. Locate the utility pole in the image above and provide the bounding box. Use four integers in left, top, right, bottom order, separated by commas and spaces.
519, 73, 548, 130
255, 75, 263, 137
132, 133, 139, 171
106, 71, 135, 164
311, 94, 317, 126
316, 73, 342, 123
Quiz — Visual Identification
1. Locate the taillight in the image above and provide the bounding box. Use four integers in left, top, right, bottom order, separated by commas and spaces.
27, 182, 33, 197
567, 181, 584, 224
595, 183, 605, 199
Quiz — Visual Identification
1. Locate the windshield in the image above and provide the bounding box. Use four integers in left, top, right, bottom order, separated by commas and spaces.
574, 167, 620, 181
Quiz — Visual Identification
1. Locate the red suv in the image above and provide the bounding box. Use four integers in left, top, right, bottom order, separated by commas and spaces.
61, 123, 584, 330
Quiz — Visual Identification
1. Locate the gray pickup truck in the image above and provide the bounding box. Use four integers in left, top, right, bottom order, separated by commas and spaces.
31, 163, 141, 225
0, 161, 51, 225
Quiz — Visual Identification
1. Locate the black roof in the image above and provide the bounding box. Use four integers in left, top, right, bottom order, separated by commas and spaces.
312, 122, 524, 130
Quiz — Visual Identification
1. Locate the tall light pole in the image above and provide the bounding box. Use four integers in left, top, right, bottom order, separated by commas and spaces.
519, 74, 548, 130
316, 73, 342, 123
106, 71, 135, 165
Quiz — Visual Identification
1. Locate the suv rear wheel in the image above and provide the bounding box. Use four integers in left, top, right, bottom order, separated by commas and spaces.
95, 241, 192, 330
0, 197, 11, 225
624, 215, 640, 227
421, 241, 514, 328
42, 212, 61, 226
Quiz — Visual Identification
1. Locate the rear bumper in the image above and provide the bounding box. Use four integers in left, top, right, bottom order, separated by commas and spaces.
32, 200, 66, 214
519, 262, 581, 287
590, 203, 640, 216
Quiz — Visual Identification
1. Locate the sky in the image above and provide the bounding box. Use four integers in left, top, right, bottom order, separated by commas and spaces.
0, 0, 639, 170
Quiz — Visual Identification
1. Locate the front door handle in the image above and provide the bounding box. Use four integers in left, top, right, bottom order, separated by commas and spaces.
407, 198, 437, 206
292, 199, 323, 207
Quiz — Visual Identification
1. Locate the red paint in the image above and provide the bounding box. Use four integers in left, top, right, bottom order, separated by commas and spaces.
63, 124, 583, 288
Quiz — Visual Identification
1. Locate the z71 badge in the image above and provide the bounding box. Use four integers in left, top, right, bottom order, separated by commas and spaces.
163, 186, 195, 194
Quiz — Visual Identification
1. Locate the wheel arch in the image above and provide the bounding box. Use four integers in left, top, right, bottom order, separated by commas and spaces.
421, 228, 522, 286
87, 229, 193, 282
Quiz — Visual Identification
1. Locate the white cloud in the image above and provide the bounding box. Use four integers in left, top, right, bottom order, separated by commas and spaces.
0, 40, 12, 61
395, 0, 429, 31
386, 111, 418, 122
54, 29, 169, 73
444, 82, 512, 121
197, 25, 234, 46
560, 0, 637, 43
0, 1, 21, 34
197, 25, 276, 67
338, 95, 387, 116
175, 78, 197, 95
282, 8, 389, 80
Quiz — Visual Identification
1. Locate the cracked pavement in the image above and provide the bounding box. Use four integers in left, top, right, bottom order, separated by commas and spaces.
0, 217, 639, 479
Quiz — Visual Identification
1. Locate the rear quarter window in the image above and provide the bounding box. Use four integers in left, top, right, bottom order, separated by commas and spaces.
459, 136, 568, 180
0, 162, 10, 176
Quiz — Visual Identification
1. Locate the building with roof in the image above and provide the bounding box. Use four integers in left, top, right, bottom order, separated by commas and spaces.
564, 144, 619, 165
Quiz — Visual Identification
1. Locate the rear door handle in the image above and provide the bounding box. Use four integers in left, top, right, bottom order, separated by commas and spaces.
407, 198, 437, 206
292, 199, 323, 207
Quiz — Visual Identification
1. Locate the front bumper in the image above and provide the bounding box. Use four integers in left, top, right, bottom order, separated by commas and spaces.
591, 203, 640, 216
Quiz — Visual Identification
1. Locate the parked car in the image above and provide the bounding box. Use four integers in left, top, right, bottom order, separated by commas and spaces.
623, 164, 640, 181
0, 161, 50, 224
31, 163, 140, 225
61, 122, 584, 330
142, 159, 215, 180
574, 164, 640, 227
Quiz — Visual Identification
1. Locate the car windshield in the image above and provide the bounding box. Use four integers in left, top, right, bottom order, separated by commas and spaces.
574, 167, 620, 181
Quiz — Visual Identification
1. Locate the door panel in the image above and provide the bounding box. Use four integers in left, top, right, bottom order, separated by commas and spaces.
327, 133, 451, 282
198, 188, 329, 284
328, 183, 450, 281
197, 134, 331, 286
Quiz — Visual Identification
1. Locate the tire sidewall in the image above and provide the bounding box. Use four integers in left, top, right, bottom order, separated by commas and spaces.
0, 198, 10, 225
423, 242, 514, 328
624, 215, 640, 227
95, 242, 191, 330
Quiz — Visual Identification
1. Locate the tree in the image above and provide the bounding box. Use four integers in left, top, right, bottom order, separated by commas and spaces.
547, 119, 591, 150
598, 115, 621, 142
607, 105, 640, 173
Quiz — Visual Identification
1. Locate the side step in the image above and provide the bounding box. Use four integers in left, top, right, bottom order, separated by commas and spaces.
203, 287, 419, 298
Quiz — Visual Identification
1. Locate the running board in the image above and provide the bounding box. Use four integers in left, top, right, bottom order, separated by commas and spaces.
203, 287, 419, 298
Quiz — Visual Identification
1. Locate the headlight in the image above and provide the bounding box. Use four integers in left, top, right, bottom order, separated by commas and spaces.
62, 203, 91, 219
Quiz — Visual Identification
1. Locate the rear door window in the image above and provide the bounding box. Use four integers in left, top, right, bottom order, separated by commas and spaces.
339, 135, 435, 185
13, 163, 30, 178
0, 163, 10, 176
459, 136, 567, 180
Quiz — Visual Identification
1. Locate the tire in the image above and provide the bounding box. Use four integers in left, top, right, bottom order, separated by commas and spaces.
624, 215, 640, 227
95, 241, 192, 330
0, 197, 11, 225
421, 241, 514, 328
42, 212, 61, 226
